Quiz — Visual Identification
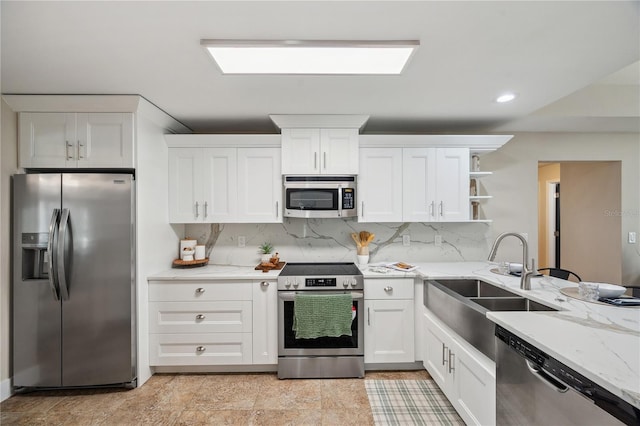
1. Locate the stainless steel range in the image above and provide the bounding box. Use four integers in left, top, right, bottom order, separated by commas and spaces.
277, 262, 364, 379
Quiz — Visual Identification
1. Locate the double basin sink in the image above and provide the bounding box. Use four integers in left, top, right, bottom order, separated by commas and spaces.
424, 279, 557, 361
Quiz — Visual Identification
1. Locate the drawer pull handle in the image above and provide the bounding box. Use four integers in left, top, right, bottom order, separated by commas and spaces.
448, 350, 455, 374
196, 346, 206, 353
261, 281, 270, 287
384, 286, 393, 292
195, 288, 205, 294
196, 314, 205, 320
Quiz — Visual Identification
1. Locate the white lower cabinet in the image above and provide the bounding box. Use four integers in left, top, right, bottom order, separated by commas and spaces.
149, 280, 254, 366
252, 280, 278, 365
365, 279, 415, 364
423, 310, 496, 426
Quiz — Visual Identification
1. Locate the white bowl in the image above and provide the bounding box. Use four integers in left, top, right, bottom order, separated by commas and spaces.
581, 282, 626, 298
508, 263, 523, 273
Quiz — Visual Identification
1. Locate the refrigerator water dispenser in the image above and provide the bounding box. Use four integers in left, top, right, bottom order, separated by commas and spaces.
21, 232, 49, 280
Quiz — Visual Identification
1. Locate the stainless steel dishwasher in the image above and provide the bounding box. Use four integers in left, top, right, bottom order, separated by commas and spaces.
495, 325, 638, 425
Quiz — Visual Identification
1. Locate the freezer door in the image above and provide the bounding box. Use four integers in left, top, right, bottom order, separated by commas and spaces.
60, 174, 135, 387
12, 174, 63, 387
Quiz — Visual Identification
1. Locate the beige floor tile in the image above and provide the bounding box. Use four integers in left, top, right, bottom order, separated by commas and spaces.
249, 409, 322, 426
176, 409, 253, 425
253, 379, 322, 410
99, 409, 181, 425
320, 379, 370, 410
321, 408, 375, 426
0, 394, 64, 413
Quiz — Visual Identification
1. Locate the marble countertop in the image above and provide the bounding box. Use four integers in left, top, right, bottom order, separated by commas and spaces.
147, 261, 639, 408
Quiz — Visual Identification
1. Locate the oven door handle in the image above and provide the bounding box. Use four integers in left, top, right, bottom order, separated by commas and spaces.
278, 291, 363, 301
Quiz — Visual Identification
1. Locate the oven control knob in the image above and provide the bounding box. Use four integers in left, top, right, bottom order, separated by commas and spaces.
285, 279, 292, 289
343, 280, 349, 288
351, 279, 357, 287
293, 281, 299, 288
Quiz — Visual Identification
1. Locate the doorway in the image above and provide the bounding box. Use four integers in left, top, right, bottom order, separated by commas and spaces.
538, 162, 622, 284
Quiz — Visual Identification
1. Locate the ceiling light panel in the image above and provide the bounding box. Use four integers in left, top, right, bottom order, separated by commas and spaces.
201, 40, 419, 75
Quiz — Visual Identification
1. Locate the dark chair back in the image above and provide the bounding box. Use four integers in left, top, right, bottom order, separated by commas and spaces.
538, 267, 582, 282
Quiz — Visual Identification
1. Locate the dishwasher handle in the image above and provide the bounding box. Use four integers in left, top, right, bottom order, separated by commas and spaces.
525, 359, 569, 393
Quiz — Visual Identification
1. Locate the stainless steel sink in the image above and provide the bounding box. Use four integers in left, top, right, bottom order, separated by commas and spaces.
435, 279, 519, 298
424, 279, 557, 361
470, 297, 557, 312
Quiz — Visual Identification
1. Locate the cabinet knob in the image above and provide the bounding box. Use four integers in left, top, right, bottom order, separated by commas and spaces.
195, 287, 205, 294
260, 281, 270, 287
384, 286, 393, 292
196, 314, 205, 320
196, 346, 206, 353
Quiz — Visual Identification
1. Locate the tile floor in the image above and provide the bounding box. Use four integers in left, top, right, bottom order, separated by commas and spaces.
1, 370, 431, 425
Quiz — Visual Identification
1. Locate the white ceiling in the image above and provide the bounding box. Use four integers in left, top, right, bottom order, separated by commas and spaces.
1, 1, 638, 134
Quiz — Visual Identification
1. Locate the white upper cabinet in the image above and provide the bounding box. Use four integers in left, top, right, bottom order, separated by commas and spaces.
166, 135, 282, 224
281, 128, 358, 175
359, 148, 403, 222
168, 147, 237, 223
237, 148, 282, 223
19, 112, 134, 169
403, 147, 469, 222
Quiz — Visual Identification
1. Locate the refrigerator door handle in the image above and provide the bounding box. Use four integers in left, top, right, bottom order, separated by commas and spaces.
57, 208, 71, 300
47, 208, 61, 301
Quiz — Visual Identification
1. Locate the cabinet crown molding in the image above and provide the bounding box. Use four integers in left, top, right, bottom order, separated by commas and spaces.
270, 114, 369, 130
165, 134, 281, 148
359, 134, 513, 151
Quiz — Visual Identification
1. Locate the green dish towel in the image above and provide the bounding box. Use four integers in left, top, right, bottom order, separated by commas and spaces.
293, 293, 353, 339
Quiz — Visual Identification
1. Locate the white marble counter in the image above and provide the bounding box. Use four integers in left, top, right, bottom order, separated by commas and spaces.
147, 264, 281, 281
413, 261, 640, 410
148, 260, 640, 408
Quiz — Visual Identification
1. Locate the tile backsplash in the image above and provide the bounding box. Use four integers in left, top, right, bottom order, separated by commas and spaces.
185, 219, 492, 266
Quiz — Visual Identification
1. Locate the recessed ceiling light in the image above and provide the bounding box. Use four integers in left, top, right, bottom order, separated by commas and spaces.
496, 93, 517, 103
201, 40, 419, 75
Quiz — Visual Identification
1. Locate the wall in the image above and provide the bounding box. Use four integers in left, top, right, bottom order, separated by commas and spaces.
483, 133, 639, 286
537, 163, 560, 267
0, 100, 19, 399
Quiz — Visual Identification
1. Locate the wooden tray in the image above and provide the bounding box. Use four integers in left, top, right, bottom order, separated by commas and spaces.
255, 261, 286, 273
172, 258, 209, 268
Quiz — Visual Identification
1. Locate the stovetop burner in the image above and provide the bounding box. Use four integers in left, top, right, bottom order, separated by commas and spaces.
279, 262, 362, 277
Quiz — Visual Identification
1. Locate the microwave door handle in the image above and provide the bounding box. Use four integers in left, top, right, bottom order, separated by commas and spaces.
338, 185, 343, 217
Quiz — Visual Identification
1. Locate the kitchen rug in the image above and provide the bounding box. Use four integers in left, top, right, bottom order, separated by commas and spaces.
365, 380, 464, 426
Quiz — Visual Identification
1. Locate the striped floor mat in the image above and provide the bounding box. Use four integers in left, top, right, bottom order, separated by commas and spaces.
365, 380, 465, 426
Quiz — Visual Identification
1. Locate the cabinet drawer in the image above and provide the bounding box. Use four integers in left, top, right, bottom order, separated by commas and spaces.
149, 301, 252, 333
148, 281, 252, 302
365, 278, 414, 299
149, 333, 252, 366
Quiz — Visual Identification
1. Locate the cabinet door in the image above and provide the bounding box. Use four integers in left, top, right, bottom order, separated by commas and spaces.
19, 112, 76, 168
450, 339, 496, 426
168, 148, 203, 223
436, 148, 469, 221
320, 128, 359, 174
237, 148, 282, 223
76, 113, 134, 168
281, 128, 320, 174
358, 148, 403, 222
252, 280, 278, 364
403, 148, 437, 222
201, 148, 237, 222
423, 312, 450, 391
365, 299, 414, 363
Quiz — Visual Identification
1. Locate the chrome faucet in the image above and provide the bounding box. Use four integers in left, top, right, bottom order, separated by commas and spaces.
488, 232, 536, 290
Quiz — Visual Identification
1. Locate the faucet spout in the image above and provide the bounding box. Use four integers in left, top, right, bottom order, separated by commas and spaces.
488, 232, 536, 290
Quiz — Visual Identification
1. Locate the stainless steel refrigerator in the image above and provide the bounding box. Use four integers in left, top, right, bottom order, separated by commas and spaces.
12, 173, 136, 389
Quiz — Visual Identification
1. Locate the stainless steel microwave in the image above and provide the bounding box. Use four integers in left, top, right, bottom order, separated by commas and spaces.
283, 176, 357, 218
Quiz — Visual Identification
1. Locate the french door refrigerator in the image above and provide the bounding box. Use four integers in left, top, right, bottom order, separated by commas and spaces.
12, 173, 136, 389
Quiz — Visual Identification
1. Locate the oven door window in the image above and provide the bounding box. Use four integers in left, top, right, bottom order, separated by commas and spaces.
282, 299, 359, 349
286, 188, 338, 211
